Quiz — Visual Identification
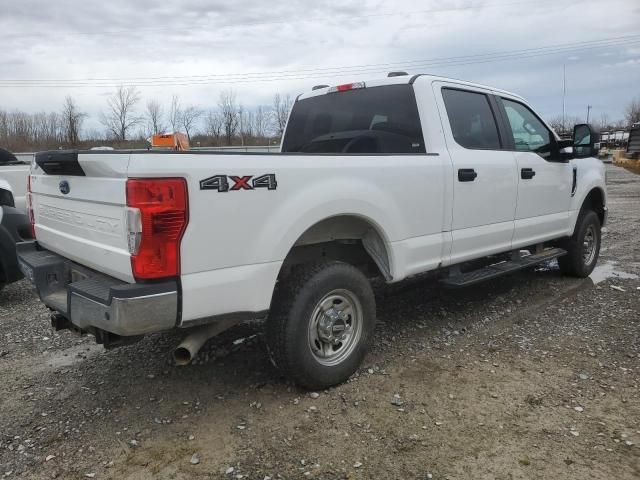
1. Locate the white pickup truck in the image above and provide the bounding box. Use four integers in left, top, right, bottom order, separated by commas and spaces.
1, 148, 32, 289
18, 73, 606, 389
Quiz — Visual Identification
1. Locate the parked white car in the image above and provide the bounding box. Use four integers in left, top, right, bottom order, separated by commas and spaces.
1, 149, 33, 289
0, 148, 30, 213
18, 74, 606, 389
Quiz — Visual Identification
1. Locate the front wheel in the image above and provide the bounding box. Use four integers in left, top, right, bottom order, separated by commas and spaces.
266, 261, 376, 390
558, 210, 601, 278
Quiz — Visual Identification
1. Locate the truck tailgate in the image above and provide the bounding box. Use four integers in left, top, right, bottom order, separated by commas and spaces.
30, 152, 134, 282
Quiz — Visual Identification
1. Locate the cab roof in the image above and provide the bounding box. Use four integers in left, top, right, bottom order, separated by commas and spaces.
297, 73, 525, 102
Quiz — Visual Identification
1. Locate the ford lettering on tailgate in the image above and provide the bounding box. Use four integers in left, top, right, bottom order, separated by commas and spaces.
39, 204, 122, 235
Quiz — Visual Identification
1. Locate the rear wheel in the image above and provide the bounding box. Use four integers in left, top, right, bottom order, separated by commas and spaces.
558, 210, 601, 278
266, 261, 376, 390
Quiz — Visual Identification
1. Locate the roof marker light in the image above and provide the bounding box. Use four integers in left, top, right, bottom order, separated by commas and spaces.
327, 82, 366, 94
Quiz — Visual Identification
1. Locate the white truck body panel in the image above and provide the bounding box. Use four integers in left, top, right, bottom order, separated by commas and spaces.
126, 152, 448, 322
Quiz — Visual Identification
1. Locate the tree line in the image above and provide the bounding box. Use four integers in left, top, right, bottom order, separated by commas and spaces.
0, 85, 293, 152
1, 85, 639, 152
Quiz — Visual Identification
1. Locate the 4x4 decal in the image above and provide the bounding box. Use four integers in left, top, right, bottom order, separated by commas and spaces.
200, 174, 277, 192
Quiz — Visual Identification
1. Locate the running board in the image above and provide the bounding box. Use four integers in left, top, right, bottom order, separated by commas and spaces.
441, 248, 567, 288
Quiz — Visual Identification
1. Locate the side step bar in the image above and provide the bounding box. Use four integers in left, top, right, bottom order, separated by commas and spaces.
441, 248, 567, 288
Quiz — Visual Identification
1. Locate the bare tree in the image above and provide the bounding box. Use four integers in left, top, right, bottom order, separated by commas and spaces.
180, 105, 202, 141
0, 109, 64, 151
204, 110, 223, 145
238, 106, 254, 146
99, 85, 142, 141
272, 93, 292, 137
625, 98, 640, 127
60, 96, 86, 146
145, 99, 166, 135
546, 115, 583, 135
598, 113, 611, 131
218, 89, 239, 146
547, 116, 565, 134
169, 95, 181, 133
253, 105, 269, 139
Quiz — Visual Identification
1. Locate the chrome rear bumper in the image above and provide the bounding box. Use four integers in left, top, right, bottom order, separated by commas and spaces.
17, 241, 178, 336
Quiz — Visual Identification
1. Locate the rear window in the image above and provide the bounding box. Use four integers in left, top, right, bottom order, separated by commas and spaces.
281, 85, 426, 154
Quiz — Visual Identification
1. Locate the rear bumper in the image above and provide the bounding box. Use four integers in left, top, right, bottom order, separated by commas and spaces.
16, 241, 178, 336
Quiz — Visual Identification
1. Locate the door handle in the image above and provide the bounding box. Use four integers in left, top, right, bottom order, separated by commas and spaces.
458, 168, 477, 182
521, 168, 536, 180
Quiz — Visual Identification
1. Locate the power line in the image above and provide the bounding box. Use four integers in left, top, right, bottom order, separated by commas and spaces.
0, 35, 637, 88
5, 33, 638, 84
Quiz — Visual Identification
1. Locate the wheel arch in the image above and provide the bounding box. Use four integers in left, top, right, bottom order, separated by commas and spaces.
579, 187, 606, 227
278, 214, 393, 282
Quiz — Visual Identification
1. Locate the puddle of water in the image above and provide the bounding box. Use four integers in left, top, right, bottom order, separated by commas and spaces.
590, 261, 639, 284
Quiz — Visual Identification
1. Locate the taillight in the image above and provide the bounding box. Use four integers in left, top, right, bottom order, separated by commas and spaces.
27, 175, 35, 238
328, 82, 366, 94
126, 178, 188, 280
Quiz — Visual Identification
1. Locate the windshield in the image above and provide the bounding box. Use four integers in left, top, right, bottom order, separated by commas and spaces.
282, 84, 426, 154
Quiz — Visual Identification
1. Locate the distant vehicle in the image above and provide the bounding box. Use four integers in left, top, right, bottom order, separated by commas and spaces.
150, 132, 189, 151
19, 74, 606, 389
90, 146, 115, 151
0, 184, 33, 291
0, 148, 29, 213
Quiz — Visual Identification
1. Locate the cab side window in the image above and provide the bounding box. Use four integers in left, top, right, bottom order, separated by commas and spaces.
501, 99, 554, 159
442, 88, 501, 150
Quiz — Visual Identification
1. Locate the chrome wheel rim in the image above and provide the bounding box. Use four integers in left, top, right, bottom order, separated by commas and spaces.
307, 289, 363, 367
582, 225, 597, 266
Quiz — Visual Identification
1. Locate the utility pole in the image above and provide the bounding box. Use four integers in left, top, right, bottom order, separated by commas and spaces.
586, 105, 592, 124
562, 64, 566, 133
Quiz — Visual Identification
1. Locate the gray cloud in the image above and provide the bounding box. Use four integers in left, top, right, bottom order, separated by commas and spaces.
1, 0, 638, 132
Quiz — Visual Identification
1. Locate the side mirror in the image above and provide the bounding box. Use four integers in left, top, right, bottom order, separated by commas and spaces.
573, 124, 600, 158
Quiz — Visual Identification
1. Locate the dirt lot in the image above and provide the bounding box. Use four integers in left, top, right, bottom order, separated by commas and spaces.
1, 164, 639, 480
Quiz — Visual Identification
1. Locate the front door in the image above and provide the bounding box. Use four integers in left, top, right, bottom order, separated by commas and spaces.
436, 84, 518, 264
497, 97, 572, 247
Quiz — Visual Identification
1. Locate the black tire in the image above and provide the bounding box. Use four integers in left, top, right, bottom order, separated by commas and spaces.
558, 210, 601, 278
266, 261, 376, 390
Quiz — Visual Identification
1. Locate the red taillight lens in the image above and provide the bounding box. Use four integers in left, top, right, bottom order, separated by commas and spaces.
27, 175, 35, 238
126, 178, 188, 280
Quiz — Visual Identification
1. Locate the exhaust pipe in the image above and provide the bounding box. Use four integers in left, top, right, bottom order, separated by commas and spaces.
173, 318, 239, 366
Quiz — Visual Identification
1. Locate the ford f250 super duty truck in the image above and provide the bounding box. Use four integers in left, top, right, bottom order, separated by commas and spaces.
17, 73, 606, 389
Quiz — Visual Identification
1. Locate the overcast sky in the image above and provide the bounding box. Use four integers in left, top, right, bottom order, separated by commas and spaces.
1, 0, 639, 132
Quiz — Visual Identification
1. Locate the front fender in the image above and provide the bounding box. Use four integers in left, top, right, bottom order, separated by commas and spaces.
568, 158, 607, 233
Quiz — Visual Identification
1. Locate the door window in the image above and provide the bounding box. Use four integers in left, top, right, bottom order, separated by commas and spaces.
441, 88, 501, 150
501, 99, 554, 159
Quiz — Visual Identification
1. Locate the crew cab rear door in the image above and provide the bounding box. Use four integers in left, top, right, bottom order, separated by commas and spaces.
30, 151, 134, 282
433, 82, 518, 264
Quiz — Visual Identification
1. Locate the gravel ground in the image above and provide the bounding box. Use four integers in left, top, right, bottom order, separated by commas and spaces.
1, 164, 638, 480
